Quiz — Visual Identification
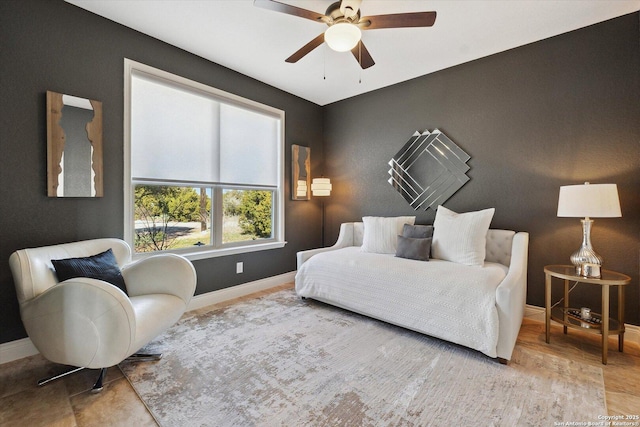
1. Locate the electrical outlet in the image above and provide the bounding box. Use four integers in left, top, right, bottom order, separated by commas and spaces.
236, 262, 243, 274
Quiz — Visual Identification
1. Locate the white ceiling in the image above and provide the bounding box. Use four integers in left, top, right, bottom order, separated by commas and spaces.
66, 0, 639, 106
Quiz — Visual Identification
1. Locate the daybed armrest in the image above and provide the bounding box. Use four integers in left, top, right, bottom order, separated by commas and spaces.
122, 253, 197, 305
20, 278, 136, 369
297, 223, 356, 269
495, 232, 529, 361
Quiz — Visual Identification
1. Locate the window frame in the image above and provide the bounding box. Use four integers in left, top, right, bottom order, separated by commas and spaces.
124, 59, 286, 260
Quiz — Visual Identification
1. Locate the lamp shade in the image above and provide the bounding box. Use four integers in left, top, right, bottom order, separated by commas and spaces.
325, 23, 361, 52
311, 177, 332, 197
557, 182, 621, 218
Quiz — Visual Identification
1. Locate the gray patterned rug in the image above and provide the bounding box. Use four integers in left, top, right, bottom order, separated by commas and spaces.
120, 288, 607, 426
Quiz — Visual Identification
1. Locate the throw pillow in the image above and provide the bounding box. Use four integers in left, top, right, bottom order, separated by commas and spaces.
51, 248, 128, 294
361, 216, 416, 254
402, 224, 434, 239
431, 206, 495, 267
395, 235, 432, 261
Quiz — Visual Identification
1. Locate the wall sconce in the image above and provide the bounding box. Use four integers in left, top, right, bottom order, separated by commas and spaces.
311, 177, 332, 197
296, 180, 308, 198
312, 177, 332, 246
557, 182, 621, 277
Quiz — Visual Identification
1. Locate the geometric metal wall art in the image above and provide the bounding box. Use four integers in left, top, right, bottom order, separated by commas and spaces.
388, 129, 470, 211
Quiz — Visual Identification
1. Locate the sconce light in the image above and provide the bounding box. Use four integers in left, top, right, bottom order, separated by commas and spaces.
311, 177, 332, 196
296, 180, 308, 198
312, 177, 332, 246
557, 182, 621, 277
325, 22, 362, 52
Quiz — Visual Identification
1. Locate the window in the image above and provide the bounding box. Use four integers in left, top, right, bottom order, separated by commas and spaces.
124, 60, 285, 260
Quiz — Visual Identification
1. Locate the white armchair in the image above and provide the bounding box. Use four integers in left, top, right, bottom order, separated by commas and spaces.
9, 238, 196, 392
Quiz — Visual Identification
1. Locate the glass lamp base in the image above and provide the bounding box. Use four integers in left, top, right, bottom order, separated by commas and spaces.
573, 262, 602, 278
570, 218, 603, 278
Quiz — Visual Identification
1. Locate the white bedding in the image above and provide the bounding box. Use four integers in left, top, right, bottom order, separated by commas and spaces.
295, 246, 509, 358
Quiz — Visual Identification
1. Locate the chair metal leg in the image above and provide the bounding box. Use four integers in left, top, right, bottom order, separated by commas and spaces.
125, 353, 162, 362
37, 366, 85, 386
38, 353, 161, 393
91, 368, 108, 393
38, 366, 108, 393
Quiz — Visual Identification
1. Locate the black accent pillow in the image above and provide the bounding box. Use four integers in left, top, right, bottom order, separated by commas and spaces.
402, 224, 434, 239
395, 235, 432, 262
51, 248, 127, 294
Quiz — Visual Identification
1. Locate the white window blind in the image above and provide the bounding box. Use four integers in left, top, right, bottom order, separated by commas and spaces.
219, 104, 279, 187
131, 71, 279, 187
131, 73, 219, 182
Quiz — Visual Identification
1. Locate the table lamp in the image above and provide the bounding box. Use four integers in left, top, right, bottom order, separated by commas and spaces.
557, 182, 621, 277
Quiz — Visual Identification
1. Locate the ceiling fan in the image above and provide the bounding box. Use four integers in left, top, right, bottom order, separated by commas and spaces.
254, 0, 437, 69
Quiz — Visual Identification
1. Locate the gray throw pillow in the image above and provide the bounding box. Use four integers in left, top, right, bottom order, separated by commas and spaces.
51, 248, 128, 294
395, 235, 432, 261
402, 224, 434, 239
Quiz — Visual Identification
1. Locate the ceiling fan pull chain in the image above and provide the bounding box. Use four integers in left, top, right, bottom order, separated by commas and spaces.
323, 43, 327, 80
358, 41, 362, 84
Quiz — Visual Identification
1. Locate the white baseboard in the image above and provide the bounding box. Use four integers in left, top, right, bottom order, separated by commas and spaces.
187, 271, 296, 312
0, 271, 296, 365
525, 304, 640, 346
0, 337, 39, 366
524, 304, 546, 323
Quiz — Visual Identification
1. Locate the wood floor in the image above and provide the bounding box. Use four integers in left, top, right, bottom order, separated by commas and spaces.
1, 283, 638, 426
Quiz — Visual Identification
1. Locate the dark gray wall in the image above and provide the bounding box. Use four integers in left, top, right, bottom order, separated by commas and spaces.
323, 13, 640, 325
0, 0, 324, 343
1, 1, 638, 347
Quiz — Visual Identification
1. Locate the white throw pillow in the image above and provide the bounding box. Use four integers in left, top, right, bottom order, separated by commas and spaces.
431, 206, 495, 266
361, 216, 416, 254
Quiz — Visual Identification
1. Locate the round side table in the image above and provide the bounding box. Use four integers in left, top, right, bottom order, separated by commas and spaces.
544, 265, 630, 365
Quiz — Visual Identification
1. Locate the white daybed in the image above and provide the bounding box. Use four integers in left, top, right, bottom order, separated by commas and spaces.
295, 222, 529, 362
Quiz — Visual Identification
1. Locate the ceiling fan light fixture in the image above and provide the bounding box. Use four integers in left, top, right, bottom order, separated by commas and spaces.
324, 22, 361, 52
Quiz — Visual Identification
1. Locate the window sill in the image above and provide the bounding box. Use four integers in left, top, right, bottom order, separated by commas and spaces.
132, 241, 287, 262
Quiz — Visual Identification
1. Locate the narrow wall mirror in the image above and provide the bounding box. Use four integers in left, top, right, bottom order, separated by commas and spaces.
292, 144, 310, 200
47, 90, 103, 197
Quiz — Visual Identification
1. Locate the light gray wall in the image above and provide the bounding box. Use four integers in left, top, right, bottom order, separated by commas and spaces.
323, 12, 640, 325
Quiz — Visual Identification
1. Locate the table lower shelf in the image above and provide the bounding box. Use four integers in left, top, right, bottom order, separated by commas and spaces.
550, 307, 625, 335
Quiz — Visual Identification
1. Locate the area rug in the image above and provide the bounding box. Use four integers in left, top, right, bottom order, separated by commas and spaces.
120, 288, 607, 426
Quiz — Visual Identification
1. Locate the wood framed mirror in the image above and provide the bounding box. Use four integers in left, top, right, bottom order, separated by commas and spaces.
292, 144, 310, 200
47, 90, 103, 197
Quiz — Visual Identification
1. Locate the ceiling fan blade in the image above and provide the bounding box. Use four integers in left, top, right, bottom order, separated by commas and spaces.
351, 40, 375, 69
359, 11, 437, 30
285, 33, 325, 63
254, 0, 328, 23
